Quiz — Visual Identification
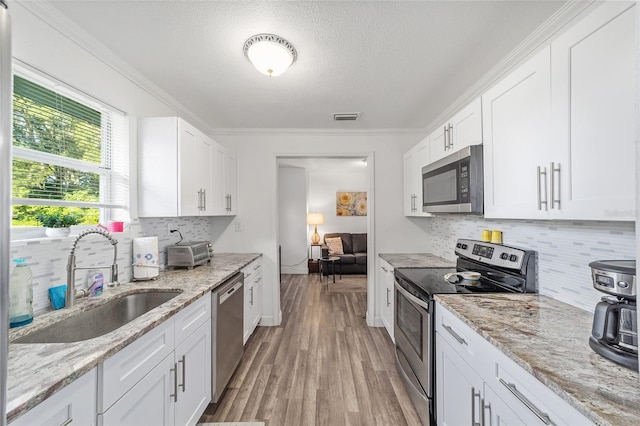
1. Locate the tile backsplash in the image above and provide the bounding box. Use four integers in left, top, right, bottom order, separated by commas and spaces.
415, 216, 635, 312
10, 217, 212, 314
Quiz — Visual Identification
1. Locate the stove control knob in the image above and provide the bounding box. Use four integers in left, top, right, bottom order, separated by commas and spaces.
509, 254, 518, 262
500, 253, 509, 260
456, 243, 462, 248
461, 244, 468, 250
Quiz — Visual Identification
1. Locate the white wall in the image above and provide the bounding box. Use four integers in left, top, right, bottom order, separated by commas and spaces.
308, 166, 368, 239
278, 167, 308, 274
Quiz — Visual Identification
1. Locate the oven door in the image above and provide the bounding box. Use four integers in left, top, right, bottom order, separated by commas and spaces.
394, 279, 432, 398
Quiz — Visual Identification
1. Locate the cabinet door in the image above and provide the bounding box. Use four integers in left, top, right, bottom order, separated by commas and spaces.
482, 47, 552, 219
178, 120, 200, 216
429, 124, 449, 163
379, 259, 394, 341
551, 2, 636, 220
207, 140, 226, 216
435, 334, 484, 426
10, 369, 97, 426
243, 279, 253, 345
450, 97, 482, 151
403, 150, 416, 216
403, 140, 430, 217
175, 322, 212, 426
101, 354, 175, 426
224, 149, 237, 215
194, 134, 213, 216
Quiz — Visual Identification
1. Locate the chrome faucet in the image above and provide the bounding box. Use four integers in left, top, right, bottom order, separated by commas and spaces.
66, 228, 119, 308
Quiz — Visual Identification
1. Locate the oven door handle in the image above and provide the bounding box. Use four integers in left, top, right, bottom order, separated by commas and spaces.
395, 281, 430, 311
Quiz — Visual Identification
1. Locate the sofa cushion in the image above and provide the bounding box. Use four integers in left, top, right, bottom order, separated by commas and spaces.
352, 233, 367, 253
336, 254, 356, 265
354, 253, 367, 265
324, 233, 353, 254
325, 237, 344, 255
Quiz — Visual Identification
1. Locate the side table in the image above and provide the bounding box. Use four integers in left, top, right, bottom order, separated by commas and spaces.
320, 256, 342, 284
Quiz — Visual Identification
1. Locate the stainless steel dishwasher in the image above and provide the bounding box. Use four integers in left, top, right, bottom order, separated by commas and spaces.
211, 272, 244, 402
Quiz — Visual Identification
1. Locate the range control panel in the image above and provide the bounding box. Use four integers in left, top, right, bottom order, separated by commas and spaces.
455, 239, 528, 270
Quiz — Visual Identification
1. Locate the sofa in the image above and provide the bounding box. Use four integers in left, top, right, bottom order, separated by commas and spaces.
321, 233, 367, 275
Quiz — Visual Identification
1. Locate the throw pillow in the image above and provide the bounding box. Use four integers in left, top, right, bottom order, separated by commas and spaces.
325, 237, 344, 255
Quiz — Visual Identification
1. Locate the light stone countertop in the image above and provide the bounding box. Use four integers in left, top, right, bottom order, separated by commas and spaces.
435, 293, 640, 426
379, 253, 455, 269
6, 253, 261, 424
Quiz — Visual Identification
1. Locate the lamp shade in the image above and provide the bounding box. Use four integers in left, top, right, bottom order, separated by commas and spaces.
307, 213, 324, 225
243, 34, 297, 77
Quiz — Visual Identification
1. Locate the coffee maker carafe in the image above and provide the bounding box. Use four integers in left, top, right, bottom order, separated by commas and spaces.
588, 260, 637, 370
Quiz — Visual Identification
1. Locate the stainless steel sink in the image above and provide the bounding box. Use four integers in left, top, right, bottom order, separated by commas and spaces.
13, 291, 181, 343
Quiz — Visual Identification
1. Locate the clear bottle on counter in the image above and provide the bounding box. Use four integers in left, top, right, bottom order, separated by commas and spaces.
10, 258, 34, 328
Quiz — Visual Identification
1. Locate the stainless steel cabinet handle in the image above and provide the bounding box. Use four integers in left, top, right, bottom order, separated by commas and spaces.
448, 123, 453, 150
250, 287, 254, 305
60, 419, 73, 426
381, 266, 389, 272
202, 189, 206, 211
178, 354, 186, 392
483, 400, 491, 426
537, 166, 548, 211
170, 363, 178, 402
386, 287, 391, 307
550, 162, 561, 209
442, 324, 467, 345
443, 126, 448, 151
499, 378, 552, 425
471, 387, 482, 426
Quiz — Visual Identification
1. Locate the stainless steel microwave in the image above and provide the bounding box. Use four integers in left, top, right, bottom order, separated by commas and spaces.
421, 144, 483, 214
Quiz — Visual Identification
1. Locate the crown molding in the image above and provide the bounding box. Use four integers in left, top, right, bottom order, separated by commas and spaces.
424, 0, 601, 134
210, 127, 429, 137
16, 0, 214, 133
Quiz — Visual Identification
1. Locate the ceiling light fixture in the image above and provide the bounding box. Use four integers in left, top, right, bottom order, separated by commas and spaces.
243, 33, 297, 77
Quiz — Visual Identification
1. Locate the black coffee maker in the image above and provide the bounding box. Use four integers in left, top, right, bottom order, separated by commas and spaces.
588, 260, 637, 370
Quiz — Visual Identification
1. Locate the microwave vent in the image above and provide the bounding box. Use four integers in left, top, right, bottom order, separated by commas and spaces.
333, 113, 360, 121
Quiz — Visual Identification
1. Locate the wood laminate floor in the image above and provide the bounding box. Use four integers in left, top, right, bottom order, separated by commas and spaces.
199, 273, 421, 426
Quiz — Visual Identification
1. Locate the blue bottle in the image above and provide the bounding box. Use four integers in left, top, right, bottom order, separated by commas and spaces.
10, 258, 34, 328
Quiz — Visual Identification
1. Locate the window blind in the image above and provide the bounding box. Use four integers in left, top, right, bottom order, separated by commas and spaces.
11, 73, 129, 227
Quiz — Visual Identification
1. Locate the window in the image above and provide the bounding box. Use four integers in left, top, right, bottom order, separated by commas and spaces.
11, 70, 129, 229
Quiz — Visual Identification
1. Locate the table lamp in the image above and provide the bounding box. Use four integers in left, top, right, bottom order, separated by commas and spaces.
307, 213, 324, 244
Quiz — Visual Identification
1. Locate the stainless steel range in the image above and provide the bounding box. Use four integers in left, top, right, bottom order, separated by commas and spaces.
393, 239, 537, 425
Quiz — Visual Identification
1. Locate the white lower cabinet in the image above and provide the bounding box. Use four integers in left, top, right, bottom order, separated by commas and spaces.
377, 258, 394, 341
435, 301, 592, 426
243, 258, 263, 344
10, 368, 97, 426
99, 295, 212, 426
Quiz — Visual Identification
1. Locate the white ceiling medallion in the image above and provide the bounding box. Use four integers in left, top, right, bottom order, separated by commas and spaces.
243, 33, 297, 77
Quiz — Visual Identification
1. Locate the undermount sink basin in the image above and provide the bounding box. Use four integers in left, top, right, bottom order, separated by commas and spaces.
13, 291, 181, 344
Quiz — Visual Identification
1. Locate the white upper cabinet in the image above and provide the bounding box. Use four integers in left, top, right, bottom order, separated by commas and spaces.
482, 47, 552, 219
430, 97, 482, 163
224, 149, 237, 215
483, 2, 636, 221
403, 138, 430, 217
550, 1, 636, 220
138, 117, 232, 217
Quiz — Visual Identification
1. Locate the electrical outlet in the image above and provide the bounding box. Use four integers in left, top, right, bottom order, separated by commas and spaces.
167, 222, 173, 235
235, 221, 242, 232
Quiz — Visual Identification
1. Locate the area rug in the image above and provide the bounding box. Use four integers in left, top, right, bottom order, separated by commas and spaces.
326, 274, 367, 293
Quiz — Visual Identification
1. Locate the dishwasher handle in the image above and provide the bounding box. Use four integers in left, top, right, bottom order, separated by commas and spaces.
216, 273, 244, 304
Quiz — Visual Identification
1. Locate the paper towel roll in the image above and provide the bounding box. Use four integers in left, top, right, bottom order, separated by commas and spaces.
133, 237, 159, 280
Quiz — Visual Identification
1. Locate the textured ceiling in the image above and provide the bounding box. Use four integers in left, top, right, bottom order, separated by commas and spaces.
46, 1, 566, 129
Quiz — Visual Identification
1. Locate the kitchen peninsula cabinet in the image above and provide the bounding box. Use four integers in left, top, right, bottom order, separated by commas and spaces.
483, 2, 636, 221
403, 138, 430, 217
138, 116, 230, 217
377, 258, 395, 341
243, 257, 263, 344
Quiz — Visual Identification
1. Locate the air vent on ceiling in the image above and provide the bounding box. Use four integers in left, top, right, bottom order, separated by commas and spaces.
333, 113, 361, 121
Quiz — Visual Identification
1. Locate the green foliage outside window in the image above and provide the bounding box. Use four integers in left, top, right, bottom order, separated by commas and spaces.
12, 76, 103, 227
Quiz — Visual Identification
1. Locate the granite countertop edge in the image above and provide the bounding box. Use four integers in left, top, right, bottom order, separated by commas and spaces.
434, 294, 639, 426
6, 253, 261, 423
379, 253, 455, 269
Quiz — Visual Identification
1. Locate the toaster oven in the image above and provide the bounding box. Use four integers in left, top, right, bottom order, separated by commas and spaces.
166, 241, 213, 269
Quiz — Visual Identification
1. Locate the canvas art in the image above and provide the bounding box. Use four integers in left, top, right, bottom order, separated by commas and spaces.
336, 191, 367, 216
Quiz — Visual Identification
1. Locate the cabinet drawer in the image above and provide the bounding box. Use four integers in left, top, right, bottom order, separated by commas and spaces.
435, 303, 493, 374
490, 352, 592, 425
242, 259, 262, 282
101, 319, 174, 411
174, 294, 211, 346
10, 368, 97, 426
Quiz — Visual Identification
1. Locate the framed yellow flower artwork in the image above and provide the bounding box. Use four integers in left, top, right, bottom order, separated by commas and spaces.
336, 191, 367, 216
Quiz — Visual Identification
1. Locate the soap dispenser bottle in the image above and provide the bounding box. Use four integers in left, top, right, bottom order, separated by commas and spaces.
10, 258, 34, 328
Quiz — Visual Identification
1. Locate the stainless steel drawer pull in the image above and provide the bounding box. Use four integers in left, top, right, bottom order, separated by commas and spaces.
178, 355, 186, 392
442, 324, 466, 345
499, 378, 552, 425
170, 363, 178, 402
60, 419, 73, 426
